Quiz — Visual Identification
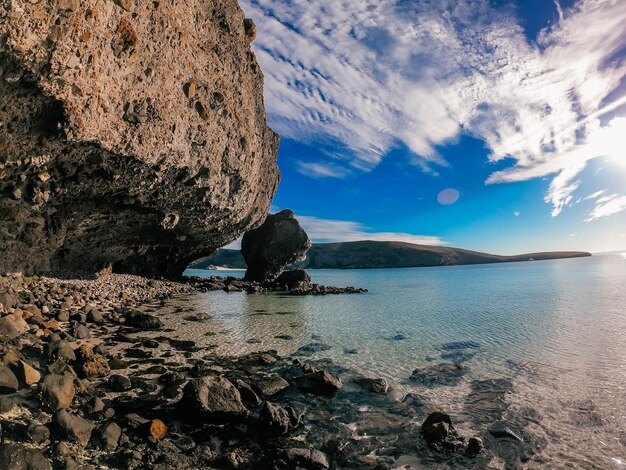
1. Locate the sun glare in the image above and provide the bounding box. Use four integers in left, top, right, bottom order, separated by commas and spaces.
595, 117, 626, 168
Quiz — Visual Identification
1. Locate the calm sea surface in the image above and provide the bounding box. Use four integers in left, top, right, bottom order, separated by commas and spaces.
177, 254, 625, 468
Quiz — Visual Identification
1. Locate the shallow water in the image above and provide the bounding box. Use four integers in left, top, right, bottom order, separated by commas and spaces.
178, 254, 625, 468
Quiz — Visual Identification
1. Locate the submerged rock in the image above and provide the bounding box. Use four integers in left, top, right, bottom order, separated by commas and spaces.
241, 210, 311, 282
258, 401, 301, 436
0, 0, 279, 278
421, 411, 464, 451
354, 377, 389, 394
409, 362, 468, 387
294, 371, 342, 397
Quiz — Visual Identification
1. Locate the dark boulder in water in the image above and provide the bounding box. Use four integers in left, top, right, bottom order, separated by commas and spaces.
441, 351, 475, 363
274, 269, 312, 289
295, 343, 333, 356
258, 401, 302, 436
241, 209, 311, 282
421, 411, 464, 451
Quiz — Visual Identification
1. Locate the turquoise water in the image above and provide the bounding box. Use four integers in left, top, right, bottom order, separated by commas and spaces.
178, 254, 625, 468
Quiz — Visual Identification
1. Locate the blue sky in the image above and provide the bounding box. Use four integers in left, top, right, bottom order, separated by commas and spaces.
240, 0, 626, 254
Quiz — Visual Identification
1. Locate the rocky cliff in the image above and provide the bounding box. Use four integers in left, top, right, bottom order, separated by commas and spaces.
0, 0, 279, 278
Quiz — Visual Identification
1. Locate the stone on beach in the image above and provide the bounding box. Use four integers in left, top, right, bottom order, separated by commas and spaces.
178, 376, 249, 422
294, 371, 342, 397
0, 364, 19, 394
53, 409, 95, 447
39, 374, 75, 410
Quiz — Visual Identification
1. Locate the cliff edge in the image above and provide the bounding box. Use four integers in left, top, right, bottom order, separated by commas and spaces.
0, 0, 279, 277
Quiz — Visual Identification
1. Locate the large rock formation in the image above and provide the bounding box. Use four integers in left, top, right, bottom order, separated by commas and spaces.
241, 209, 311, 282
0, 0, 279, 278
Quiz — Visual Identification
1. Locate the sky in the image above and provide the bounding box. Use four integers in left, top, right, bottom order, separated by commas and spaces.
238, 0, 626, 255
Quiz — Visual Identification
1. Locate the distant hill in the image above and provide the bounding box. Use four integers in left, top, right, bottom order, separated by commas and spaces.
188, 241, 591, 270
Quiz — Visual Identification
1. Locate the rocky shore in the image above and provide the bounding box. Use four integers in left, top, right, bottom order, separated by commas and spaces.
0, 273, 536, 469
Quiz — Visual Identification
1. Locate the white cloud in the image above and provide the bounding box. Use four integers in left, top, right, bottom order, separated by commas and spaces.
585, 194, 626, 221
584, 190, 606, 200
295, 161, 350, 179
514, 211, 521, 217
242, 0, 626, 215
298, 215, 446, 245
221, 214, 446, 248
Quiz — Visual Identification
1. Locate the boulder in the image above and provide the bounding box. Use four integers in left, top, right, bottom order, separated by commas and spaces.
178, 376, 248, 422
0, 314, 29, 338
274, 269, 311, 289
0, 0, 279, 279
421, 411, 464, 451
53, 410, 94, 447
466, 436, 484, 457
254, 375, 290, 397
124, 311, 163, 330
100, 422, 122, 451
45, 341, 76, 362
354, 377, 388, 394
293, 371, 342, 397
0, 364, 19, 394
258, 401, 301, 436
39, 374, 75, 410
241, 210, 311, 282
109, 374, 132, 392
0, 443, 49, 470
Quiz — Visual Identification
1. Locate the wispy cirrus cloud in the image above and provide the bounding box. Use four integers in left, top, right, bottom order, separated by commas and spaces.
222, 213, 446, 248
585, 194, 626, 221
242, 0, 626, 217
297, 215, 445, 245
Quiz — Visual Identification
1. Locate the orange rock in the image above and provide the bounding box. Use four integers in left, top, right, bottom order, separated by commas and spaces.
149, 419, 167, 440
43, 319, 61, 331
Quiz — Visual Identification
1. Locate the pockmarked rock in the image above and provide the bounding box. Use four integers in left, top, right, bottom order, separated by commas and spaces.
0, 0, 279, 279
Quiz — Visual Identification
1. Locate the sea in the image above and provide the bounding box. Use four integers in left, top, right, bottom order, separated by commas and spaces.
175, 253, 625, 468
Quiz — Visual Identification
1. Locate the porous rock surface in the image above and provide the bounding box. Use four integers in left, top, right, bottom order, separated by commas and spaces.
0, 0, 279, 278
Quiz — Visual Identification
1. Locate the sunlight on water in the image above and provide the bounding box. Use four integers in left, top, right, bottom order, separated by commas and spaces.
177, 255, 626, 468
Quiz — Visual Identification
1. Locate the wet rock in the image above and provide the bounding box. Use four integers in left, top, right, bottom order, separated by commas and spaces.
271, 448, 329, 470
178, 376, 248, 422
354, 377, 388, 394
466, 436, 484, 457
0, 364, 19, 393
241, 210, 312, 282
39, 374, 75, 410
125, 311, 163, 330
109, 374, 132, 391
409, 362, 468, 387
100, 422, 122, 451
421, 411, 464, 451
234, 379, 261, 409
258, 401, 301, 436
489, 421, 523, 442
53, 410, 94, 447
254, 375, 290, 397
174, 435, 196, 451
0, 443, 49, 469
294, 371, 342, 397
441, 351, 475, 363
274, 270, 311, 289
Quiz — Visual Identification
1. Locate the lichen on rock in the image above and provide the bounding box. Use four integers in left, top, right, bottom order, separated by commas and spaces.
0, 0, 279, 278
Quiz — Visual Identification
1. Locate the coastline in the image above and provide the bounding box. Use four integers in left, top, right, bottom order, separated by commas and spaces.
0, 273, 525, 469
